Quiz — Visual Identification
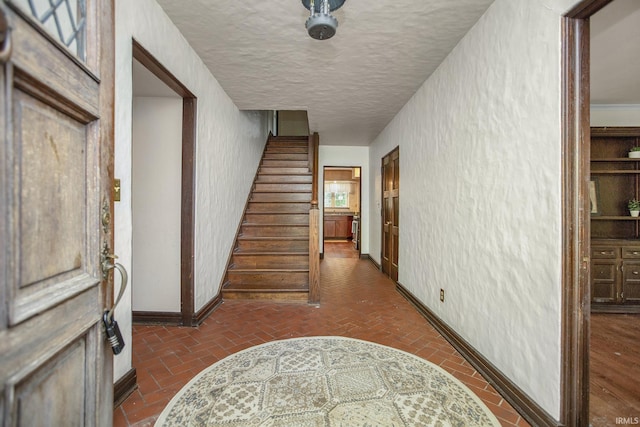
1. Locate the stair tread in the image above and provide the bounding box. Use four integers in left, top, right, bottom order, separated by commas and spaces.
237, 236, 308, 240
229, 268, 310, 272
242, 224, 308, 228
233, 251, 309, 256
223, 288, 309, 294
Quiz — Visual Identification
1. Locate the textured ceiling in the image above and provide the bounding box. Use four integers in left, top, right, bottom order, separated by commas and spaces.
591, 0, 640, 104
154, 0, 495, 145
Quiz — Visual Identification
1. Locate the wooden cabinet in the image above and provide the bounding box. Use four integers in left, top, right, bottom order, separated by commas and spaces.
324, 215, 352, 239
591, 241, 640, 310
591, 127, 640, 312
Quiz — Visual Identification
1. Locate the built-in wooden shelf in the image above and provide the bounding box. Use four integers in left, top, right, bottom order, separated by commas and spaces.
592, 216, 640, 220
591, 170, 640, 174
591, 158, 640, 162
590, 127, 640, 312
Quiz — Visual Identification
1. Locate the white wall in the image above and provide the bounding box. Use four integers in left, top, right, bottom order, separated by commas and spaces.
368, 0, 581, 419
591, 105, 640, 126
114, 0, 268, 381
132, 96, 182, 312
319, 146, 370, 255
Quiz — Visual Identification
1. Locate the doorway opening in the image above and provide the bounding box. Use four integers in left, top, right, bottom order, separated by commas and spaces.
323, 166, 361, 259
130, 41, 197, 326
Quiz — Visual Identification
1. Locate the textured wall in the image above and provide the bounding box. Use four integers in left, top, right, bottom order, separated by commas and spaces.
319, 146, 370, 255
368, 0, 573, 418
114, 0, 267, 381
132, 97, 182, 312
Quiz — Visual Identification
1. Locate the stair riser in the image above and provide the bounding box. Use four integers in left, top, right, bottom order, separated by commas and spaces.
263, 153, 308, 161
247, 202, 310, 213
244, 214, 309, 224
268, 140, 308, 146
232, 255, 309, 269
236, 240, 309, 252
262, 160, 309, 168
254, 183, 312, 193
266, 147, 308, 154
222, 291, 309, 302
255, 175, 312, 184
250, 193, 311, 203
241, 226, 309, 237
226, 271, 309, 287
259, 167, 310, 174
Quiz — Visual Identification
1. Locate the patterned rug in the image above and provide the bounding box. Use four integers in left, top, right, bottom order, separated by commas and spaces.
155, 337, 500, 426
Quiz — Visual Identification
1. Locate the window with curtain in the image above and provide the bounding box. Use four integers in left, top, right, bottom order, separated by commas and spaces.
324, 182, 351, 208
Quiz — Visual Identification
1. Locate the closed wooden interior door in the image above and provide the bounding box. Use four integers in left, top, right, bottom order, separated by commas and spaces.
382, 147, 399, 282
0, 0, 114, 425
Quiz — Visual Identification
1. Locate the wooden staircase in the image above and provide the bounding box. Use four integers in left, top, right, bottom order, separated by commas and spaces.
222, 136, 313, 302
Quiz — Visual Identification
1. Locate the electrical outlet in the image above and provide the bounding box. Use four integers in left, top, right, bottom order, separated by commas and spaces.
440, 289, 445, 302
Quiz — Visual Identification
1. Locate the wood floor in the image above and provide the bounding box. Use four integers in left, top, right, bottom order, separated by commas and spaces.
590, 313, 640, 426
114, 242, 527, 426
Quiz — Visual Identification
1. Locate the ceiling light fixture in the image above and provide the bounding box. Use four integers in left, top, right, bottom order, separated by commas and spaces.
301, 0, 346, 40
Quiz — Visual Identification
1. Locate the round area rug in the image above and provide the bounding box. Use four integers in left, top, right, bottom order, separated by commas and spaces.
155, 336, 500, 426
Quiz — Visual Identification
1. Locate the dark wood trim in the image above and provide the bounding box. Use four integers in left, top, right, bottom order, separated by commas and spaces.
591, 126, 640, 137
319, 253, 324, 260
366, 254, 381, 270
132, 311, 182, 325
192, 293, 223, 325
561, 4, 594, 425
113, 368, 137, 408
131, 40, 194, 98
180, 97, 197, 326
567, 0, 613, 19
396, 283, 559, 427
308, 133, 320, 304
132, 40, 198, 327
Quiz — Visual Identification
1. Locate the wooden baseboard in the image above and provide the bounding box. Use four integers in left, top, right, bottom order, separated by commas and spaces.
192, 293, 223, 325
364, 254, 380, 270
113, 368, 137, 408
132, 311, 181, 325
395, 282, 560, 427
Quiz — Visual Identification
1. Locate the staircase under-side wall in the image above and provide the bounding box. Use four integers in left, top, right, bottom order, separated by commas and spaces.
222, 135, 313, 302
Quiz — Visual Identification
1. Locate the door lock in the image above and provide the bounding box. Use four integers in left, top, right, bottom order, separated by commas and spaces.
101, 249, 128, 355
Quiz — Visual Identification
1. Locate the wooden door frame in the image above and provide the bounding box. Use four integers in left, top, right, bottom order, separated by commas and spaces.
561, 1, 613, 425
131, 40, 198, 326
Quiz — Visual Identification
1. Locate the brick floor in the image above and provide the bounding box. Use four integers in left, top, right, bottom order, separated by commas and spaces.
114, 242, 528, 426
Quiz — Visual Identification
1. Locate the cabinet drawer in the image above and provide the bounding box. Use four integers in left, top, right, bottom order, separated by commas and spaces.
591, 247, 617, 259
592, 262, 617, 281
622, 247, 640, 259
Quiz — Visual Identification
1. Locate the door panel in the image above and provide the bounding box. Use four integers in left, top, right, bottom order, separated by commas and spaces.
1, 0, 114, 425
382, 148, 399, 281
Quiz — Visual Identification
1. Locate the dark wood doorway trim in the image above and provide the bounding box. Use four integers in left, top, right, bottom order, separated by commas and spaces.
561, 1, 612, 426
131, 40, 198, 326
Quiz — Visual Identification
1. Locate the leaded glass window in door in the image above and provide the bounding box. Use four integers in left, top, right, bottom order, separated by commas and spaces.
8, 0, 86, 60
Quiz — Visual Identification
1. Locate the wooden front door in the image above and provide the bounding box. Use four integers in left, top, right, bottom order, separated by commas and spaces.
382, 147, 399, 282
0, 0, 115, 425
